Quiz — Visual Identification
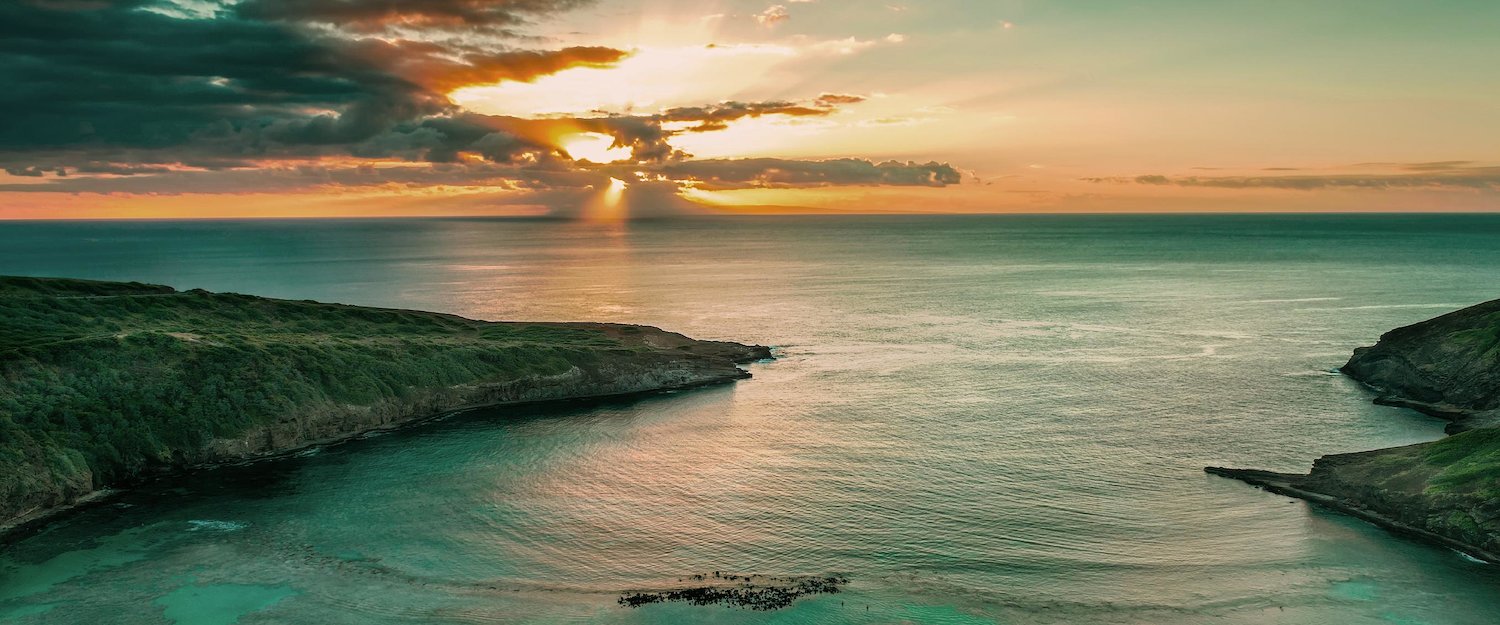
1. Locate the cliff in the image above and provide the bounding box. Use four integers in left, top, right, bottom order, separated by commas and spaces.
1208, 298, 1500, 562
0, 276, 771, 534
1341, 298, 1500, 432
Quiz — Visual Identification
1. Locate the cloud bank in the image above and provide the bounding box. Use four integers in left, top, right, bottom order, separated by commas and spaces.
0, 0, 962, 215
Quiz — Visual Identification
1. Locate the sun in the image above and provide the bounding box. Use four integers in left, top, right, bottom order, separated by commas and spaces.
561, 133, 632, 163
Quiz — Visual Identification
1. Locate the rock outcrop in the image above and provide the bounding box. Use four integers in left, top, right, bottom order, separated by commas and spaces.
1341, 298, 1500, 432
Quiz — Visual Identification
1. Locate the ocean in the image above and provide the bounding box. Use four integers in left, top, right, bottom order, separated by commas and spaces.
2, 214, 1499, 624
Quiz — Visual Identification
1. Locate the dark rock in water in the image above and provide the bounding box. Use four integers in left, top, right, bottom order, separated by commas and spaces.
1208, 298, 1500, 563
1341, 297, 1500, 433
618, 574, 848, 611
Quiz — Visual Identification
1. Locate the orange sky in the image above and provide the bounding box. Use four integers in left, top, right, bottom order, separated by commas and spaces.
2, 0, 1497, 219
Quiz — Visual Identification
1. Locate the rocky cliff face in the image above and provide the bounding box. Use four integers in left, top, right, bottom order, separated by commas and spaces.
1341, 298, 1500, 432
1209, 298, 1500, 562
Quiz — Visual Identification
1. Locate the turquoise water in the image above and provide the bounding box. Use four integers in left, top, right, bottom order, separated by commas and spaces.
2, 214, 1500, 624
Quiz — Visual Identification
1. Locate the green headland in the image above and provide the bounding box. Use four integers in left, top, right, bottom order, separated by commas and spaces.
0, 276, 770, 534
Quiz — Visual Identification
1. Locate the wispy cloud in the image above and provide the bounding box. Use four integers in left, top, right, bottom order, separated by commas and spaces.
1084, 162, 1500, 192
755, 5, 790, 27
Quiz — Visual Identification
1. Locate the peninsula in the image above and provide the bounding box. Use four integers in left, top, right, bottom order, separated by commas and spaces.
1209, 298, 1500, 562
0, 276, 771, 534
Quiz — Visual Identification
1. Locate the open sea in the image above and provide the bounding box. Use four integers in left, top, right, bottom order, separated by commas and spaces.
2, 214, 1500, 624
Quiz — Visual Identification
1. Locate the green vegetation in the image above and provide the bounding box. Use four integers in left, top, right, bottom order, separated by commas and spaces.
1445, 314, 1500, 356
0, 276, 756, 525
1313, 427, 1500, 501
0, 276, 174, 299
1423, 427, 1500, 498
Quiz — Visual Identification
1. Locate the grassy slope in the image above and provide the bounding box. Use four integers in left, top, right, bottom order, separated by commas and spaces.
0, 277, 761, 526
1293, 428, 1500, 555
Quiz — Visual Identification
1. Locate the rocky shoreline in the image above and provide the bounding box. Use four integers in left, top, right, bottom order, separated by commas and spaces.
1207, 297, 1500, 563
1339, 297, 1500, 433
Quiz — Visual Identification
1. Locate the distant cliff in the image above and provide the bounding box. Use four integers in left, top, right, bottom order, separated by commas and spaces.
0, 276, 770, 533
1209, 298, 1500, 562
1341, 298, 1500, 432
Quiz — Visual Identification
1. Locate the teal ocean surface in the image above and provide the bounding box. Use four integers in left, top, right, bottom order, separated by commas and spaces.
2, 214, 1500, 624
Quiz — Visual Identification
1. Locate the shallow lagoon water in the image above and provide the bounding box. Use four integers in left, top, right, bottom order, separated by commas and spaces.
2, 214, 1500, 624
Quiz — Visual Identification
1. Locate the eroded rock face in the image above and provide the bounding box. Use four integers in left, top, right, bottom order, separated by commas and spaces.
1342, 298, 1500, 431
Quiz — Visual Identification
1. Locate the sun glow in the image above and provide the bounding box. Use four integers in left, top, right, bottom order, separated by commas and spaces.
605, 176, 627, 201
580, 177, 629, 222
561, 133, 632, 163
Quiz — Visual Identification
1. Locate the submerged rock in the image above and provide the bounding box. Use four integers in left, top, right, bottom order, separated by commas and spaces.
617, 574, 849, 611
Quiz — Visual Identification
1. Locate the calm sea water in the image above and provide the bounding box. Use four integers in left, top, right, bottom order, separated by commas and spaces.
2, 215, 1500, 624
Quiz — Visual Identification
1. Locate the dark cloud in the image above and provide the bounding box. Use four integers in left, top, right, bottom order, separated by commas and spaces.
0, 1, 861, 172
656, 100, 847, 133
0, 1, 964, 206
0, 157, 965, 195
814, 94, 867, 107
0, 161, 551, 194
237, 0, 596, 33
1355, 160, 1476, 172
344, 93, 870, 166
659, 159, 963, 189
0, 0, 620, 171
388, 112, 682, 163
351, 39, 628, 91
4, 166, 53, 177
1085, 163, 1500, 192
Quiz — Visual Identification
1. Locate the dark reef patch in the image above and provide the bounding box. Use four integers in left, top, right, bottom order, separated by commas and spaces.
617, 573, 849, 611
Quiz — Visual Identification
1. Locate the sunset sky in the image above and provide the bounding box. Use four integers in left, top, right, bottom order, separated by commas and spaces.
2, 0, 1498, 218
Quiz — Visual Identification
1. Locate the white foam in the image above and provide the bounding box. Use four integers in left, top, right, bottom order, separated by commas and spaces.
186, 520, 248, 532
1455, 550, 1489, 565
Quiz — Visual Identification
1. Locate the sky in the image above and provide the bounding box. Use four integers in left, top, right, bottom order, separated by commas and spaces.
1, 0, 1498, 219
